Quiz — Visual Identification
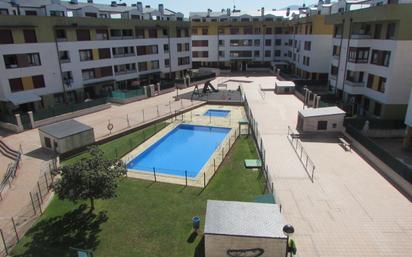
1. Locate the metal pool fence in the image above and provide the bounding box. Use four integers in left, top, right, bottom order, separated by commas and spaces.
287, 126, 316, 182
241, 89, 282, 209
0, 160, 57, 257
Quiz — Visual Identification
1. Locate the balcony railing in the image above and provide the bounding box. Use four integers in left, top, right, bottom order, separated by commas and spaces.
344, 80, 364, 87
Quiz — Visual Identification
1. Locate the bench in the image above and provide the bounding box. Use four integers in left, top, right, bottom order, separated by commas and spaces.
338, 137, 352, 151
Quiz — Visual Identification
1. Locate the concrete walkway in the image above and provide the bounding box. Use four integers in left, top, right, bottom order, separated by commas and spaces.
239, 75, 412, 257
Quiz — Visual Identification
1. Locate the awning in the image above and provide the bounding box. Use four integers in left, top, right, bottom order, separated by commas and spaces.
8, 92, 41, 106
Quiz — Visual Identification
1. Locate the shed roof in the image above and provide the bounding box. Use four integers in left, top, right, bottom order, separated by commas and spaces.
204, 200, 285, 238
299, 106, 346, 118
275, 81, 295, 88
39, 119, 93, 139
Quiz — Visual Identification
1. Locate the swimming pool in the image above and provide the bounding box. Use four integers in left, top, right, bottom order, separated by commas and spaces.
127, 124, 230, 178
204, 109, 230, 117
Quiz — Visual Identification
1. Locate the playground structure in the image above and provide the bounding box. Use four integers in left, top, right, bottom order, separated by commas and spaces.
191, 80, 219, 100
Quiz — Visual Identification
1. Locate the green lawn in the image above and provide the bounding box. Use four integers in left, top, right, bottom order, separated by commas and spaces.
11, 132, 265, 257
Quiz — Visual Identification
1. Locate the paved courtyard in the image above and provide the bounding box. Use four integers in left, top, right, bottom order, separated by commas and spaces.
0, 73, 411, 257
238, 75, 412, 257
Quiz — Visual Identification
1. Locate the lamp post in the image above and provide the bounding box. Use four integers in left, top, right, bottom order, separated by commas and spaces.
283, 224, 295, 257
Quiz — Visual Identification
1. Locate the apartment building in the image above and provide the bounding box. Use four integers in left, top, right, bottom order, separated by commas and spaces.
0, 0, 191, 115
190, 4, 334, 81
326, 2, 412, 119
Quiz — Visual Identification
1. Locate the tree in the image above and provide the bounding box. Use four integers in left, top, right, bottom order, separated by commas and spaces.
53, 146, 127, 211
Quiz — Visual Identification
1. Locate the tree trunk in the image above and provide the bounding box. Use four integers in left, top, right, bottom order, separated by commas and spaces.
90, 198, 95, 212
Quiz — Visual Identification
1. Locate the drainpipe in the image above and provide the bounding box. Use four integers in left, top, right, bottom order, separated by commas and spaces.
341, 18, 353, 105
334, 17, 345, 96
53, 27, 67, 103
167, 26, 172, 77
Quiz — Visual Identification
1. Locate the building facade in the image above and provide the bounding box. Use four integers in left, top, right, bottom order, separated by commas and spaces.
190, 6, 334, 80
326, 3, 412, 119
0, 0, 191, 115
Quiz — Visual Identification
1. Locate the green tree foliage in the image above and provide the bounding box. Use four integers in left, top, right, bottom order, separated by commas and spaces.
53, 146, 127, 211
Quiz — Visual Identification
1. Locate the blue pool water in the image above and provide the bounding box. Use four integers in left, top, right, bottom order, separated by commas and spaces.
127, 124, 230, 178
204, 109, 230, 117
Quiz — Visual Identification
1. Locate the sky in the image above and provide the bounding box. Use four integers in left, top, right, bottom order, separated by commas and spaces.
92, 0, 319, 16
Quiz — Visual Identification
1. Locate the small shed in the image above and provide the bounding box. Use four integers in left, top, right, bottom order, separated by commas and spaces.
275, 81, 295, 94
39, 119, 95, 154
297, 106, 346, 132
204, 200, 287, 257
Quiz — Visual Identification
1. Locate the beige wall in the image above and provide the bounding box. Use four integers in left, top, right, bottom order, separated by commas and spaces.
205, 234, 287, 257
299, 114, 345, 132
39, 129, 95, 154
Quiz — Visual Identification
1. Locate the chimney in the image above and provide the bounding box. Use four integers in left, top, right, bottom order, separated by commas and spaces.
286, 7, 290, 16
111, 1, 117, 7
226, 8, 231, 16
87, 0, 93, 3
261, 7, 265, 17
207, 8, 212, 17
136, 2, 143, 12
145, 5, 151, 8
158, 4, 164, 14
221, 8, 225, 13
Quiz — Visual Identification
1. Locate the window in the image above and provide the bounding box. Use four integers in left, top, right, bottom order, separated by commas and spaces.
274, 50, 281, 57
192, 40, 208, 47
371, 50, 390, 67
192, 51, 208, 58
23, 29, 37, 43
138, 62, 148, 71
264, 51, 271, 57
275, 27, 282, 34
110, 29, 122, 38
332, 45, 340, 56
254, 51, 260, 57
243, 27, 253, 34
79, 49, 93, 61
265, 27, 272, 35
330, 66, 338, 76
32, 75, 45, 89
164, 44, 169, 53
230, 28, 240, 35
123, 29, 133, 38
82, 69, 95, 80
55, 29, 66, 41
275, 39, 281, 46
0, 30, 13, 44
367, 74, 386, 93
218, 51, 224, 57
50, 10, 65, 16
25, 10, 37, 16
386, 23, 396, 39
202, 28, 208, 35
265, 39, 271, 46
164, 59, 170, 68
363, 98, 370, 111
4, 55, 18, 68
346, 70, 364, 83
9, 78, 23, 92
96, 29, 108, 40
303, 56, 310, 66
98, 48, 111, 59
317, 121, 327, 130
178, 56, 190, 66
150, 60, 159, 70
191, 28, 198, 35
62, 71, 73, 85
374, 102, 382, 116
254, 28, 261, 34
0, 9, 9, 15
148, 29, 157, 38
219, 40, 224, 46
348, 47, 369, 63
76, 29, 90, 41
373, 24, 382, 39
254, 40, 260, 46
85, 12, 97, 18
44, 137, 51, 148
59, 51, 70, 63
135, 28, 145, 39
304, 41, 311, 51
112, 46, 134, 57
114, 63, 136, 74
136, 45, 158, 56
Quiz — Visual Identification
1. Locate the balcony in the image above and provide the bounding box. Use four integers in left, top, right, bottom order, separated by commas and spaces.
351, 33, 371, 39
344, 80, 364, 87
